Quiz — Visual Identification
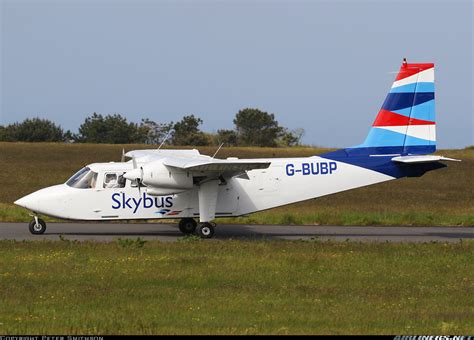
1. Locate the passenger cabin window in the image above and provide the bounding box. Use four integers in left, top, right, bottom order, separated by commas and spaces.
103, 173, 126, 189
66, 167, 98, 189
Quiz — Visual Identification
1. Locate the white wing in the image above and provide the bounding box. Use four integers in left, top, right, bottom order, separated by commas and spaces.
162, 157, 270, 172
125, 149, 209, 163
125, 149, 271, 175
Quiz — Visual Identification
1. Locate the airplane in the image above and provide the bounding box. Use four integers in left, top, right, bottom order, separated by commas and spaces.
14, 59, 459, 238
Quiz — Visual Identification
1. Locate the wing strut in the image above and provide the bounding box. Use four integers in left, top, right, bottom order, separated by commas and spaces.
198, 179, 219, 223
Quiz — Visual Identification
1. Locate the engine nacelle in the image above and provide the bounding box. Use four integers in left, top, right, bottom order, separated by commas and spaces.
141, 160, 193, 194
146, 187, 182, 196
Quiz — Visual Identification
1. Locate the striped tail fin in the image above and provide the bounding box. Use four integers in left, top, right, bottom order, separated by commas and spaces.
356, 60, 436, 155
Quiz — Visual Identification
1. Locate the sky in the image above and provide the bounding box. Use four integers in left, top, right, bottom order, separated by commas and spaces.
1, 0, 473, 148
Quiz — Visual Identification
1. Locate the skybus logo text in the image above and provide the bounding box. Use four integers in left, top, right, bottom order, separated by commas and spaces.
112, 193, 173, 214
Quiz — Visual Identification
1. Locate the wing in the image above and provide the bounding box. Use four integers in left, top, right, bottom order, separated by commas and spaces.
162, 157, 271, 173
125, 149, 210, 162
125, 148, 271, 177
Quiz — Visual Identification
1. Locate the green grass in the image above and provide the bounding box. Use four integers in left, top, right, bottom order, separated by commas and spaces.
222, 209, 474, 227
0, 240, 472, 334
0, 142, 473, 226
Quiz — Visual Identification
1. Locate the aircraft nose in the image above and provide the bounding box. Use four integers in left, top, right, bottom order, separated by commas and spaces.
14, 193, 41, 212
14, 184, 67, 215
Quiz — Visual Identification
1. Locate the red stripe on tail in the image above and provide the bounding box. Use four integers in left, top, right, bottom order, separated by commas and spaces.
395, 63, 434, 81
373, 109, 435, 126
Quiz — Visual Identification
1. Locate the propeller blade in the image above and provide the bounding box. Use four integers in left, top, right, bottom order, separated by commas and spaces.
121, 148, 125, 162
132, 156, 137, 169
138, 167, 144, 195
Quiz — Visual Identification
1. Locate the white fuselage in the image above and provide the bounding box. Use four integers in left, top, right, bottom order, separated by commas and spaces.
15, 156, 394, 221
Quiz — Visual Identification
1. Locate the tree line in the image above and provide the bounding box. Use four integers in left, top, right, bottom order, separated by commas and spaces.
0, 108, 304, 147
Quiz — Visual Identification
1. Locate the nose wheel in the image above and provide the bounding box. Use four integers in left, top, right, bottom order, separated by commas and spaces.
196, 222, 215, 239
29, 217, 46, 235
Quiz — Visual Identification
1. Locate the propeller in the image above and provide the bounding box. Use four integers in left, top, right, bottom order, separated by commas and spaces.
123, 156, 144, 194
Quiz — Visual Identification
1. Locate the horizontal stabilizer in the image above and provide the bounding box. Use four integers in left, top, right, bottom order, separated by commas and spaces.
391, 155, 460, 164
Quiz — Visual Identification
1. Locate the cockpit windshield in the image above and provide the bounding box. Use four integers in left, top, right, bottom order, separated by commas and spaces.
66, 167, 98, 189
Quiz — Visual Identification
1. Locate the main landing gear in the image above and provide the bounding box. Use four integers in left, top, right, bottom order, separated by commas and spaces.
178, 218, 197, 235
29, 216, 46, 235
196, 222, 215, 239
178, 218, 215, 239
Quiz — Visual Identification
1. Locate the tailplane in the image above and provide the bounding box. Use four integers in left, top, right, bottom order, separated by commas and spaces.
355, 59, 436, 155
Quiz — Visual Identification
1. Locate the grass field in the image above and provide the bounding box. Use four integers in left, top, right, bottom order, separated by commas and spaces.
0, 142, 473, 226
0, 239, 473, 335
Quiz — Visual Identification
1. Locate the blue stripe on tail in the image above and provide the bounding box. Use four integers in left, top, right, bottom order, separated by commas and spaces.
382, 92, 434, 112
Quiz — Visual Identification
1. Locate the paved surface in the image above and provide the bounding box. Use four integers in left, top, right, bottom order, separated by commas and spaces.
1, 222, 473, 243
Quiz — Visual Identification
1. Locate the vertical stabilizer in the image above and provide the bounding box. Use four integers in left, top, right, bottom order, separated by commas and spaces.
355, 59, 436, 155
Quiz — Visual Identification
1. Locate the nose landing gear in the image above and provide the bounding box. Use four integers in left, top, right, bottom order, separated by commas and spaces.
29, 215, 46, 235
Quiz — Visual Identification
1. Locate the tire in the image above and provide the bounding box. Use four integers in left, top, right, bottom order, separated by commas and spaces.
29, 218, 46, 235
197, 223, 214, 239
178, 218, 197, 235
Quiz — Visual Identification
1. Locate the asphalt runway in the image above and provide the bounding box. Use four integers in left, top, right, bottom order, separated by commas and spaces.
1, 222, 473, 243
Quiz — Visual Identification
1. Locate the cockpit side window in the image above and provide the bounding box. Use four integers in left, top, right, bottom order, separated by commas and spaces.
103, 173, 126, 189
66, 167, 98, 189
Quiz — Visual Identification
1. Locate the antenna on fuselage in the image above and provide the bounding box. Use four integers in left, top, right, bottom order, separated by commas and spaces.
157, 130, 172, 150
212, 142, 225, 159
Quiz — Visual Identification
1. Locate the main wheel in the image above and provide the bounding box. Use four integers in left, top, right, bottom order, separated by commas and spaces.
197, 222, 215, 239
29, 218, 46, 235
178, 218, 197, 235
